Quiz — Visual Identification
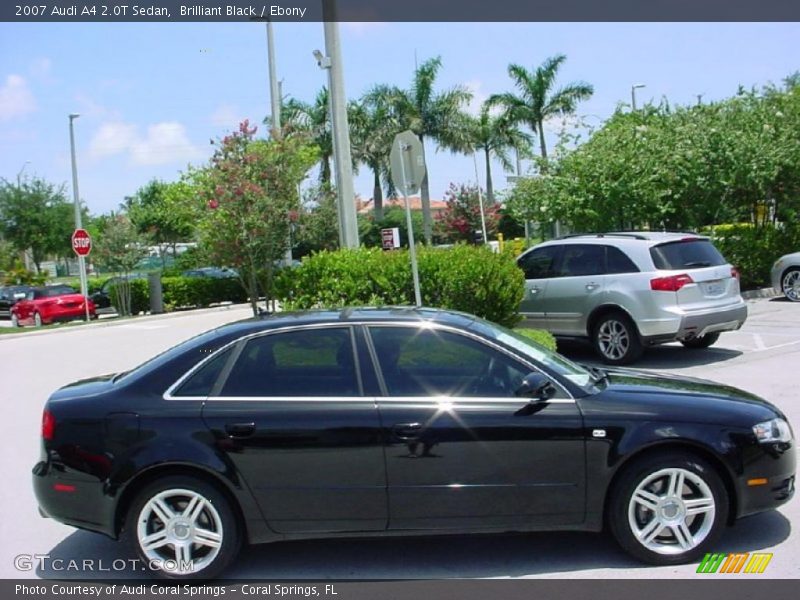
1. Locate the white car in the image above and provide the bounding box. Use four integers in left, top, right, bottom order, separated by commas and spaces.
771, 251, 800, 302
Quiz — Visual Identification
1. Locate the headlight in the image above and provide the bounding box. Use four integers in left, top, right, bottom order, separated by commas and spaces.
753, 418, 793, 443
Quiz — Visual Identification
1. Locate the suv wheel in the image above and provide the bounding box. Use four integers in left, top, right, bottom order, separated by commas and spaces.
608, 451, 728, 565
680, 333, 720, 349
592, 312, 643, 365
782, 268, 800, 302
34, 312, 42, 327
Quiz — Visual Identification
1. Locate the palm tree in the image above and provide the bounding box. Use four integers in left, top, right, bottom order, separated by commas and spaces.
282, 88, 333, 183
350, 89, 400, 221
381, 57, 472, 244
489, 54, 593, 164
464, 103, 532, 205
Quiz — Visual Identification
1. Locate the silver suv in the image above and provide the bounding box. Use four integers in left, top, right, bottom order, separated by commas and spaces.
516, 232, 747, 364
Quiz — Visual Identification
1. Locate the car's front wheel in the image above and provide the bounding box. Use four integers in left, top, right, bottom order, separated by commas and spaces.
782, 268, 800, 302
592, 312, 643, 365
608, 451, 728, 565
125, 476, 241, 579
680, 333, 720, 349
10, 313, 20, 328
34, 312, 42, 327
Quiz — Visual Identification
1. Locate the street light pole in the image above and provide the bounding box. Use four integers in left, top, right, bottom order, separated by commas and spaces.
321, 0, 358, 248
68, 113, 90, 321
631, 83, 646, 111
265, 21, 281, 139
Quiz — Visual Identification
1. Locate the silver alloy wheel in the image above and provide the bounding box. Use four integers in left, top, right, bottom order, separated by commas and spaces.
783, 270, 800, 302
628, 467, 716, 556
137, 488, 223, 575
597, 319, 630, 360
34, 312, 42, 327
10, 314, 19, 327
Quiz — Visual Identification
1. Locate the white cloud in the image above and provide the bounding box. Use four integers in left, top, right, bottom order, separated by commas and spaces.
89, 120, 202, 166
210, 104, 244, 130
30, 58, 53, 82
341, 22, 387, 36
0, 74, 36, 120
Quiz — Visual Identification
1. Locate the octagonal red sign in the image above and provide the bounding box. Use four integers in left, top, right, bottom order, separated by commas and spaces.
71, 228, 92, 257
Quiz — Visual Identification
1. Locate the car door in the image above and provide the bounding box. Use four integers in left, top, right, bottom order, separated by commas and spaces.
517, 245, 563, 329
540, 244, 608, 336
365, 324, 586, 531
200, 325, 388, 534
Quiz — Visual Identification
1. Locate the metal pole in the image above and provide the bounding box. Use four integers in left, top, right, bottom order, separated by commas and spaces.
472, 153, 488, 245
68, 114, 90, 322
631, 86, 637, 112
398, 141, 422, 307
266, 21, 281, 139
323, 1, 358, 248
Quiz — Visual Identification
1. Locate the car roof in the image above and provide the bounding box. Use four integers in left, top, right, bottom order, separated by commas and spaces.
533, 231, 709, 248
211, 307, 480, 339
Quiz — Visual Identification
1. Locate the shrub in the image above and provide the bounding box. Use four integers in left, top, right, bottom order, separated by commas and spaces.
513, 328, 557, 352
108, 276, 248, 314
277, 245, 525, 328
705, 223, 800, 290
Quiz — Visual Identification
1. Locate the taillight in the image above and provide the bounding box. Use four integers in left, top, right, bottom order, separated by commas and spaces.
731, 267, 740, 280
42, 409, 55, 441
650, 273, 694, 292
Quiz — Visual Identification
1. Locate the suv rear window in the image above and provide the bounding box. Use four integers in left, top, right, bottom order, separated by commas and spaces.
650, 239, 726, 270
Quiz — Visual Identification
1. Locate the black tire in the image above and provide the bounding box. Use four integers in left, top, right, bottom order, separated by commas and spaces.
608, 451, 728, 565
10, 313, 20, 328
782, 267, 800, 302
680, 332, 720, 349
123, 476, 241, 580
592, 312, 643, 365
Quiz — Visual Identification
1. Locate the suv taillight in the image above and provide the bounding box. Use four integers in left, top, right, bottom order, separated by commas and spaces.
650, 274, 694, 292
731, 267, 740, 280
42, 409, 55, 441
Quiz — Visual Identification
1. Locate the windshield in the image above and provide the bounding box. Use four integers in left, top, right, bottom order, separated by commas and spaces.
467, 318, 594, 389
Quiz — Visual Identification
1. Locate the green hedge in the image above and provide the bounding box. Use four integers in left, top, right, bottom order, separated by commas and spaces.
706, 223, 800, 290
514, 328, 557, 352
276, 245, 525, 328
108, 276, 248, 314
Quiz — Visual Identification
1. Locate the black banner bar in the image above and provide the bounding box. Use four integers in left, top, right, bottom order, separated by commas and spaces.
3, 0, 800, 22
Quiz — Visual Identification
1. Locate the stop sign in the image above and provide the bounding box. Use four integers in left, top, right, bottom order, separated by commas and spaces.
71, 228, 92, 257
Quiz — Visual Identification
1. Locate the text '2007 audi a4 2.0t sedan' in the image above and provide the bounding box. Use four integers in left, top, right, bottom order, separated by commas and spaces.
33, 308, 795, 578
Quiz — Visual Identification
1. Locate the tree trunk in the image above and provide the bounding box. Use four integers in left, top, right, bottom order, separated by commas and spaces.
248, 264, 259, 317
484, 147, 494, 205
321, 156, 331, 184
419, 136, 432, 245
538, 121, 548, 164
372, 168, 384, 222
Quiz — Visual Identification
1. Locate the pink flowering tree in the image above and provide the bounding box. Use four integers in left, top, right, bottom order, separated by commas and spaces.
434, 183, 501, 244
196, 120, 318, 315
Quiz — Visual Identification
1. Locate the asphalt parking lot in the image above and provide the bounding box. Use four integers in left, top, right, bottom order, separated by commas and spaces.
0, 298, 797, 579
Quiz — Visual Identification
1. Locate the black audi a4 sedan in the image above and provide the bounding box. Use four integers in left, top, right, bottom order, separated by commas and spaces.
34, 308, 795, 578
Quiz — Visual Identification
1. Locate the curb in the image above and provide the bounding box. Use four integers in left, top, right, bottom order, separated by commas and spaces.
741, 287, 781, 301
0, 302, 255, 341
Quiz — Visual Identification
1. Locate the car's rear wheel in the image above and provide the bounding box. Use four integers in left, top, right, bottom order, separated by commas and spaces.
592, 312, 643, 365
608, 451, 728, 565
680, 333, 720, 349
10, 313, 20, 327
125, 476, 241, 579
782, 268, 800, 302
34, 312, 42, 327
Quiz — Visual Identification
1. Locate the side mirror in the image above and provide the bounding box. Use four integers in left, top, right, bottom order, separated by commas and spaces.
515, 372, 557, 402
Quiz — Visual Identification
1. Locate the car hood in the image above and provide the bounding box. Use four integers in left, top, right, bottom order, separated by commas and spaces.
584, 367, 784, 424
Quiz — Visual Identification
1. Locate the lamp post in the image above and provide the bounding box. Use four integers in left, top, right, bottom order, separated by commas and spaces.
265, 21, 281, 139
68, 113, 89, 320
631, 83, 646, 111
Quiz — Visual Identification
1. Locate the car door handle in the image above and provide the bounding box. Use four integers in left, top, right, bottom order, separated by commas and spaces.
529, 286, 541, 296
392, 423, 422, 440
585, 283, 599, 291
225, 422, 256, 438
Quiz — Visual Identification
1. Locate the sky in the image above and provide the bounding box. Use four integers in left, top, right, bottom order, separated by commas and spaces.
0, 22, 798, 216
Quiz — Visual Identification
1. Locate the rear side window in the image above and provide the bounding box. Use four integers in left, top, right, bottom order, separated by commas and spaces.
173, 346, 234, 397
518, 246, 561, 279
650, 240, 726, 270
557, 244, 606, 277
606, 246, 640, 274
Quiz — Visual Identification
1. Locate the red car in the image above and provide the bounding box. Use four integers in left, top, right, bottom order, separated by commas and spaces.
11, 285, 96, 327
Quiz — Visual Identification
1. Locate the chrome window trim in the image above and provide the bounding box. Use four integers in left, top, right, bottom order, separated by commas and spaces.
163, 320, 575, 403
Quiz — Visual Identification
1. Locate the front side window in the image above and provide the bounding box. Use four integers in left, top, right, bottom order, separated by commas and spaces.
219, 327, 359, 397
368, 326, 529, 398
517, 246, 562, 280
